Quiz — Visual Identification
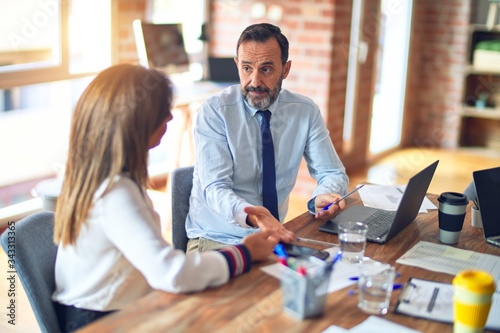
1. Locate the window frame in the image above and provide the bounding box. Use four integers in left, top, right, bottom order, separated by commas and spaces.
0, 1, 106, 90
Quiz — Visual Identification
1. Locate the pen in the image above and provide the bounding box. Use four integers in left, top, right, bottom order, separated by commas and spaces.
322, 184, 365, 211
348, 283, 404, 295
295, 237, 339, 247
349, 272, 401, 281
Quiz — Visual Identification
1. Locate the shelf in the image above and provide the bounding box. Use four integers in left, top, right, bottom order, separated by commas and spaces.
464, 65, 500, 75
461, 106, 500, 119
470, 23, 500, 32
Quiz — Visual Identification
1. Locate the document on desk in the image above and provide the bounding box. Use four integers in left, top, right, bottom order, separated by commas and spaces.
394, 278, 500, 331
358, 184, 436, 213
396, 241, 500, 293
322, 315, 421, 333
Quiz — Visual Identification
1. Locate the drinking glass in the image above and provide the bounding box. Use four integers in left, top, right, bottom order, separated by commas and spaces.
338, 221, 368, 263
358, 262, 396, 315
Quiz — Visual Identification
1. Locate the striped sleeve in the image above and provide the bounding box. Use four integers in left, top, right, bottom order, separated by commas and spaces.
217, 245, 252, 278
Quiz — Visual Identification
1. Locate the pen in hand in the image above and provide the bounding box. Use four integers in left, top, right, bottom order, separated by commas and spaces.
322, 184, 365, 211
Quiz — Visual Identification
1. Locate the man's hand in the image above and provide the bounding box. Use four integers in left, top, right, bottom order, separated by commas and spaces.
244, 206, 295, 243
313, 193, 346, 220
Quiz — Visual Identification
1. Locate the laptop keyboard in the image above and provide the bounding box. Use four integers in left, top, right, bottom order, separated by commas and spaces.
364, 210, 397, 238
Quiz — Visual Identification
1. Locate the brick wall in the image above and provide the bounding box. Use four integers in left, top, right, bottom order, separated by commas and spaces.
114, 0, 147, 64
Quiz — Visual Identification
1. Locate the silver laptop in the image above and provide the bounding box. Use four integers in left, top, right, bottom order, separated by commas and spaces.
319, 160, 439, 244
473, 167, 500, 247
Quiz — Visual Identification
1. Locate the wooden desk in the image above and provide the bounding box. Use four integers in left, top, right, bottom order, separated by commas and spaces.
79, 194, 500, 333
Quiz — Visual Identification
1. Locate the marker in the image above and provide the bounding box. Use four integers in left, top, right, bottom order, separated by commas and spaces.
296, 266, 307, 276
273, 244, 288, 258
277, 257, 288, 267
322, 184, 365, 211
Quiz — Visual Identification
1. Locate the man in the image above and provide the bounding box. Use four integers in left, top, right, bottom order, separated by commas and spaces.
186, 23, 349, 252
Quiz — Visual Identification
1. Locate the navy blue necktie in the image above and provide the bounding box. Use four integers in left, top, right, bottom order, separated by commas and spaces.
258, 110, 279, 221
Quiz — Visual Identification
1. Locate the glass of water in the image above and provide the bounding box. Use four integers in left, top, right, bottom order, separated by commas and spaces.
338, 221, 368, 263
358, 262, 396, 315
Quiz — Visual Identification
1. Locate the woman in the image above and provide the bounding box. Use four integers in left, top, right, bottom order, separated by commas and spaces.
52, 64, 278, 332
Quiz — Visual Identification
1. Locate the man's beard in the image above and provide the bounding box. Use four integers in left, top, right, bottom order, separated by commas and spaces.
242, 76, 283, 110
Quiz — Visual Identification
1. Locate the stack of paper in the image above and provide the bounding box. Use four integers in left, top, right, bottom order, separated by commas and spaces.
358, 184, 436, 213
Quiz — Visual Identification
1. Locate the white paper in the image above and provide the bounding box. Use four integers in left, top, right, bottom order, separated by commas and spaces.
261, 247, 384, 294
396, 241, 500, 293
395, 278, 500, 331
358, 184, 436, 213
322, 316, 421, 333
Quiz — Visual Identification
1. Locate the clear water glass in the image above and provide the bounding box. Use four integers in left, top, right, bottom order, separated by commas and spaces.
338, 221, 368, 263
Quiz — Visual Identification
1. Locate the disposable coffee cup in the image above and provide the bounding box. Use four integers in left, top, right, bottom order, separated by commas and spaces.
471, 206, 483, 229
438, 192, 468, 244
453, 270, 495, 333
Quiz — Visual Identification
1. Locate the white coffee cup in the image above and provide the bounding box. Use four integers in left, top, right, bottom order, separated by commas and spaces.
471, 206, 483, 229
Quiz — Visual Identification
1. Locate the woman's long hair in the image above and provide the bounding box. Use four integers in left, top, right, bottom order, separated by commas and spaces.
54, 64, 173, 246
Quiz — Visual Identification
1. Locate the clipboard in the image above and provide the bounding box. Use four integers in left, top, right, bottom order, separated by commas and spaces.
394, 277, 500, 331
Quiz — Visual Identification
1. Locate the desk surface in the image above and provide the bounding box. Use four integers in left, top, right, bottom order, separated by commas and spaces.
79, 193, 500, 333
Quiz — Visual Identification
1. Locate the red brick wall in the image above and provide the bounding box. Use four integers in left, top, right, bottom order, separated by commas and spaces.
114, 0, 147, 64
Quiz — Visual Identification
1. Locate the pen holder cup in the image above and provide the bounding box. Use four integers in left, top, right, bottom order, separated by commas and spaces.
279, 259, 332, 320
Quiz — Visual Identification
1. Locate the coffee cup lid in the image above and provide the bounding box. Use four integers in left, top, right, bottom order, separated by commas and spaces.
452, 270, 496, 294
438, 192, 468, 205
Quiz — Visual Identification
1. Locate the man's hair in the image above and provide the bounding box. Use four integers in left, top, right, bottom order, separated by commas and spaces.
236, 23, 289, 65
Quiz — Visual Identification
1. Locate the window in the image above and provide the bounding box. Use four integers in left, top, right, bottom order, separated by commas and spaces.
0, 0, 111, 213
0, 0, 111, 89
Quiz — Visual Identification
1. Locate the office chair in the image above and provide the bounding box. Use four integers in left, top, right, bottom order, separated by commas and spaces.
170, 166, 194, 252
0, 211, 61, 333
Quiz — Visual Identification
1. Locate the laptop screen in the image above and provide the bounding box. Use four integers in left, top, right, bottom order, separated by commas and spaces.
473, 167, 500, 239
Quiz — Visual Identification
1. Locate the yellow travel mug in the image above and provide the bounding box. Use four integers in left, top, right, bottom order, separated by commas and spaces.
453, 270, 496, 333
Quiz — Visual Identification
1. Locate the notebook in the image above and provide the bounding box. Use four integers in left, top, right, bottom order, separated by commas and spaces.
319, 160, 439, 244
473, 166, 500, 247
